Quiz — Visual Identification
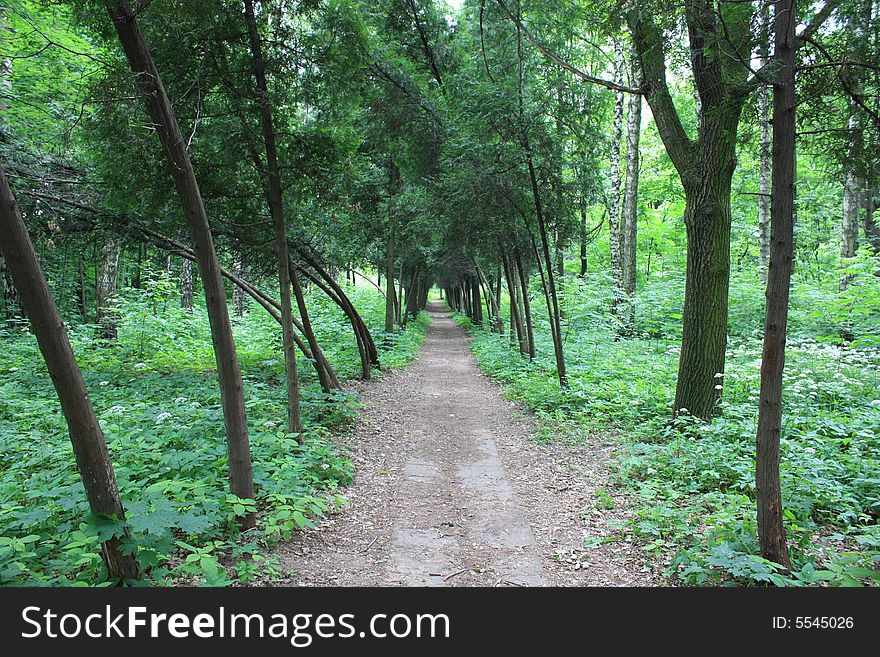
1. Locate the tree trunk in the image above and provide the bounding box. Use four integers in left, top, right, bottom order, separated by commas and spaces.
0, 163, 141, 580
621, 51, 642, 332
244, 0, 301, 435
840, 109, 863, 293
95, 235, 119, 340
76, 252, 88, 323
514, 249, 535, 360
291, 267, 337, 391
579, 203, 588, 278
608, 40, 625, 316
629, 3, 748, 420
526, 151, 567, 386
106, 0, 255, 526
1, 254, 22, 324
757, 1, 772, 283
755, 0, 795, 570
866, 179, 880, 254
396, 262, 404, 324
502, 251, 525, 352
385, 228, 395, 334
180, 255, 194, 311
232, 246, 245, 317
295, 252, 376, 378
673, 176, 733, 418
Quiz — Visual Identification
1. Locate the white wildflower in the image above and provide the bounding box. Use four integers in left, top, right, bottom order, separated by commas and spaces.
133, 363, 148, 370
155, 412, 173, 424
174, 397, 187, 404
99, 380, 109, 386
108, 405, 126, 415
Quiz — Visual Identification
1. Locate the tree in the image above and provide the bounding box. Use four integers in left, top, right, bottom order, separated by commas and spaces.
0, 162, 140, 580
626, 1, 755, 419
243, 0, 301, 435
621, 48, 642, 331
104, 0, 255, 528
755, 0, 797, 570
95, 235, 120, 339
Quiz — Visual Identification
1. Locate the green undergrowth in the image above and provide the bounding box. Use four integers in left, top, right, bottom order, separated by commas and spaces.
457, 269, 879, 587
0, 279, 427, 586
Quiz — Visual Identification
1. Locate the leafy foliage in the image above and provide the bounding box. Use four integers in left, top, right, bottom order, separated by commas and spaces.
0, 283, 427, 585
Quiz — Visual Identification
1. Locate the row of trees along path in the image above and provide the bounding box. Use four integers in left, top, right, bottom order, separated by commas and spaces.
0, 0, 873, 582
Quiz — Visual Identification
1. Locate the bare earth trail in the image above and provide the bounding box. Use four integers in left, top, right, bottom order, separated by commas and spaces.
276, 301, 660, 586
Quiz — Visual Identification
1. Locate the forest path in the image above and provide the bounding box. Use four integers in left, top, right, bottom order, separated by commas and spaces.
275, 301, 658, 586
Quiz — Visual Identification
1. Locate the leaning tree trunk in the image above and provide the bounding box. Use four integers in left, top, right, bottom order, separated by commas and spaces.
755, 0, 795, 570
514, 249, 536, 360
526, 150, 567, 386
291, 267, 338, 391
95, 235, 120, 340
0, 163, 141, 580
105, 0, 255, 526
245, 0, 301, 435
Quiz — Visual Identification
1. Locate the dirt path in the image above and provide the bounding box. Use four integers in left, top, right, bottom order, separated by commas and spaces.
276, 301, 660, 586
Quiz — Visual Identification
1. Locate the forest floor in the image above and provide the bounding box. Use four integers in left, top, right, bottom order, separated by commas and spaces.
275, 301, 661, 586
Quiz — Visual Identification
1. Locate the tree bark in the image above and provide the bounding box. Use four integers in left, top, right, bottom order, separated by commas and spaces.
95, 235, 120, 340
232, 246, 245, 317
244, 0, 301, 436
840, 109, 863, 293
76, 252, 88, 323
757, 2, 772, 283
608, 40, 625, 316
621, 50, 642, 332
385, 227, 396, 334
105, 0, 255, 526
629, 3, 747, 418
755, 0, 795, 570
514, 249, 535, 360
1, 254, 22, 324
0, 163, 141, 580
180, 255, 193, 311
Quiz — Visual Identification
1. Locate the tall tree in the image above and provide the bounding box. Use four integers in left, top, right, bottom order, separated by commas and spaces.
620, 47, 642, 331
626, 0, 755, 418
757, 1, 772, 283
608, 40, 625, 317
104, 0, 255, 527
755, 0, 796, 570
243, 0, 301, 435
